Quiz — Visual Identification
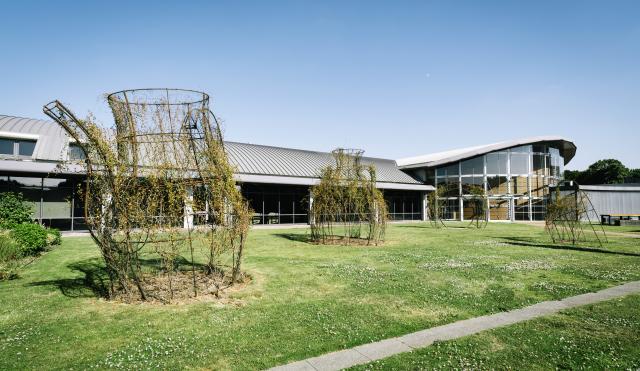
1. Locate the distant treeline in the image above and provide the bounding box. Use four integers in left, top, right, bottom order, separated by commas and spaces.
564, 159, 640, 185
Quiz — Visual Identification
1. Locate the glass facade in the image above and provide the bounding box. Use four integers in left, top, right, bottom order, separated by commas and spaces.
0, 175, 424, 230
242, 183, 424, 224
242, 183, 310, 225
429, 143, 564, 221
0, 175, 85, 230
384, 190, 422, 221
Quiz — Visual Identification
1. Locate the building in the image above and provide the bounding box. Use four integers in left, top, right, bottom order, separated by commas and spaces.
0, 114, 578, 229
576, 183, 640, 223
397, 137, 576, 221
0, 115, 431, 230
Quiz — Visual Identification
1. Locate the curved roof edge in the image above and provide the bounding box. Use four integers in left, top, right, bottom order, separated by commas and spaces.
396, 136, 577, 169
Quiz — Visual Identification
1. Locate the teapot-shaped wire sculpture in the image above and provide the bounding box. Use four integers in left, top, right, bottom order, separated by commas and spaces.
44, 89, 250, 302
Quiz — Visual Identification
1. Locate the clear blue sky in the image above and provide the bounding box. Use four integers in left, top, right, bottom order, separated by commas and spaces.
1, 1, 638, 169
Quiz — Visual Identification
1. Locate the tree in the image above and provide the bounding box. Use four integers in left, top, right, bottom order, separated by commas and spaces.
581, 159, 629, 184
627, 168, 640, 183
564, 159, 629, 185
563, 170, 580, 182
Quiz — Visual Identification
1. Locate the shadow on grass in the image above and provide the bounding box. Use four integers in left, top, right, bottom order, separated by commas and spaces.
274, 233, 314, 243
396, 225, 473, 230
29, 260, 110, 298
29, 257, 209, 299
499, 236, 640, 257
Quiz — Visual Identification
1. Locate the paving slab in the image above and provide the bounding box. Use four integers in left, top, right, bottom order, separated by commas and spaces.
305, 348, 370, 371
269, 360, 316, 371
352, 338, 412, 361
266, 281, 640, 371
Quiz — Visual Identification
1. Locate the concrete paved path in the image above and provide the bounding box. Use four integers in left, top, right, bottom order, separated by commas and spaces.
268, 281, 640, 371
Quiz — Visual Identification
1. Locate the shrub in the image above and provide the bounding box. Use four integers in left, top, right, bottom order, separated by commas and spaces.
0, 233, 21, 261
0, 192, 34, 229
0, 234, 22, 280
11, 223, 48, 256
46, 228, 62, 246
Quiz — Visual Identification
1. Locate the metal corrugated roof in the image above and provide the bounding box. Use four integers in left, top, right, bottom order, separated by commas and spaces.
225, 142, 422, 184
0, 115, 423, 186
579, 184, 640, 192
0, 115, 68, 161
396, 136, 577, 169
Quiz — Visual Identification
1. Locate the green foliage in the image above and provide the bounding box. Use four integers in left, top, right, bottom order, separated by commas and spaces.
44, 89, 250, 303
0, 233, 21, 261
0, 233, 22, 280
563, 169, 580, 182
46, 228, 62, 246
0, 192, 33, 229
627, 168, 640, 182
565, 159, 630, 185
11, 223, 48, 256
310, 149, 387, 245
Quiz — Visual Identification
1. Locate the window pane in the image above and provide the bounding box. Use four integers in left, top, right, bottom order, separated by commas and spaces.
425, 169, 435, 185
489, 199, 510, 220
461, 176, 484, 195
530, 176, 547, 197
280, 194, 293, 214
487, 176, 508, 195
550, 154, 561, 177
69, 144, 86, 160
263, 194, 279, 224
486, 152, 507, 174
511, 176, 528, 195
463, 198, 485, 220
531, 198, 546, 221
8, 176, 41, 218
0, 139, 13, 155
436, 163, 459, 177
18, 140, 36, 156
42, 180, 72, 218
296, 193, 309, 216
510, 145, 531, 153
514, 198, 530, 221
437, 177, 459, 197
510, 153, 529, 174
439, 199, 459, 220
42, 218, 72, 230
532, 144, 547, 153
532, 154, 547, 176
461, 156, 484, 176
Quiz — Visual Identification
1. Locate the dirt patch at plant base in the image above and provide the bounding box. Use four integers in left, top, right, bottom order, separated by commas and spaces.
312, 235, 385, 247
110, 271, 252, 305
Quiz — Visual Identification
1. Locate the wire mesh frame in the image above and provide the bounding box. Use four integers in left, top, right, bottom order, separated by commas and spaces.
43, 89, 250, 302
544, 180, 608, 247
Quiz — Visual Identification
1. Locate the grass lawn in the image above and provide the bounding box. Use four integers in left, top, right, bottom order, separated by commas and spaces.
1, 222, 639, 369
597, 224, 640, 235
351, 294, 640, 370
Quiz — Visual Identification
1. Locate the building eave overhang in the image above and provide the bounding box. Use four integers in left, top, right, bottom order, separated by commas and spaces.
0, 160, 433, 191
234, 173, 433, 191
397, 136, 577, 170
0, 159, 84, 175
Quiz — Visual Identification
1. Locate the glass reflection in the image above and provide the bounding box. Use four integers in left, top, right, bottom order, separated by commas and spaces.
461, 156, 483, 175
486, 152, 508, 174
